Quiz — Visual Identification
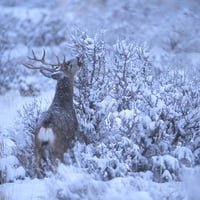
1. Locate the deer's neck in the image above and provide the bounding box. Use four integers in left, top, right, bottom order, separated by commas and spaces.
51, 77, 74, 109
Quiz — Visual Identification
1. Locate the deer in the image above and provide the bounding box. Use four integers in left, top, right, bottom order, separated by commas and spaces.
23, 49, 83, 178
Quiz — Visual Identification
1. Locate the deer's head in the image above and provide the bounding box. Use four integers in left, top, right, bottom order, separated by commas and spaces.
23, 49, 84, 81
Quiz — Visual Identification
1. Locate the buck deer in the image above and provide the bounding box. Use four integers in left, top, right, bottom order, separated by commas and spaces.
23, 49, 83, 177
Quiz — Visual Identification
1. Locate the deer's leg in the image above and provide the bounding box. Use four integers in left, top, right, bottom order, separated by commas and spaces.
35, 134, 47, 178
35, 144, 41, 178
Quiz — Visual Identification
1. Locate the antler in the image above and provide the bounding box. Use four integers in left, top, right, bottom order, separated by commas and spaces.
23, 49, 66, 72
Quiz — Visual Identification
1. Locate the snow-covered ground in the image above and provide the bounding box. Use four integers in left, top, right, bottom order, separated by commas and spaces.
0, 164, 184, 200
0, 0, 200, 199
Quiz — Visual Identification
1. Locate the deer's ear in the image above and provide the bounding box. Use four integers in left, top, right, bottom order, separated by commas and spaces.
51, 71, 65, 80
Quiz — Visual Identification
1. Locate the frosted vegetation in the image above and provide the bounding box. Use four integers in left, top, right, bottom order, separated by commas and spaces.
0, 0, 200, 199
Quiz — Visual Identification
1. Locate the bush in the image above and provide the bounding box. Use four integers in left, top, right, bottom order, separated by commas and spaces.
16, 100, 44, 177
19, 76, 40, 96
67, 30, 200, 182
70, 30, 109, 143
0, 130, 25, 184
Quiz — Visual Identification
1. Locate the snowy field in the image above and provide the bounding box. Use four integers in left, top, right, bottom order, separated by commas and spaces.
0, 0, 200, 199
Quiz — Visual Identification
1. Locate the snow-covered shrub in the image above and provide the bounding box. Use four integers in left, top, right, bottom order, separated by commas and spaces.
151, 155, 179, 182
67, 32, 200, 182
19, 76, 40, 96
0, 131, 25, 183
111, 41, 152, 111
0, 137, 4, 159
16, 100, 44, 177
68, 33, 151, 180
18, 100, 43, 134
70, 30, 109, 143
109, 42, 166, 159
48, 164, 154, 200
174, 146, 194, 167
161, 170, 172, 182
65, 138, 136, 181
0, 155, 25, 183
106, 42, 163, 173
159, 71, 200, 143
193, 137, 200, 165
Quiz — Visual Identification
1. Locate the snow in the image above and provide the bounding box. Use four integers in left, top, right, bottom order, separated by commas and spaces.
0, 164, 183, 200
0, 136, 15, 156
0, 178, 49, 200
0, 90, 53, 129
182, 167, 200, 200
0, 0, 200, 199
0, 155, 25, 182
174, 146, 194, 166
0, 91, 26, 129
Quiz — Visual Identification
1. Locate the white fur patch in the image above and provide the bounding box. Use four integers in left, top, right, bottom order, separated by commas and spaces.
38, 127, 55, 145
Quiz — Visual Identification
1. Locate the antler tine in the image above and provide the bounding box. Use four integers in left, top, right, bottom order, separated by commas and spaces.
27, 49, 45, 63
41, 48, 46, 63
54, 55, 64, 70
63, 55, 66, 64
56, 55, 61, 65
27, 50, 36, 61
32, 49, 37, 60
